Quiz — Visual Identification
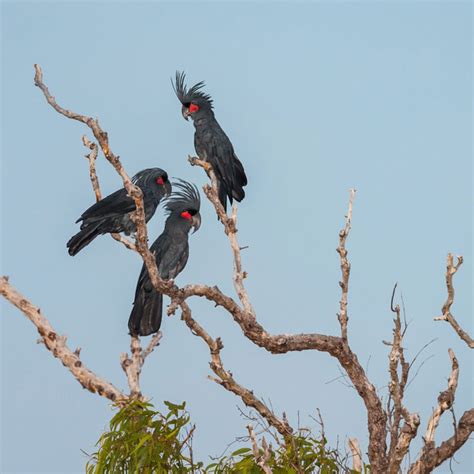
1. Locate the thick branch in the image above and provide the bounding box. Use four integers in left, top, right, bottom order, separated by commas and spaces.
0, 276, 125, 403
434, 254, 473, 348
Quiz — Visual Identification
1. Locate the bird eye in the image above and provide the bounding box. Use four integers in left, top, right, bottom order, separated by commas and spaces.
188, 209, 197, 216
189, 103, 199, 113
180, 211, 192, 220
156, 176, 165, 185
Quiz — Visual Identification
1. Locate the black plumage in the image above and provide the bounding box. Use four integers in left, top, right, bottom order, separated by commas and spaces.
173, 71, 247, 212
128, 180, 201, 336
67, 168, 171, 256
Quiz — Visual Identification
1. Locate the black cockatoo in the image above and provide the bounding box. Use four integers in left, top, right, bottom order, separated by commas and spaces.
173, 72, 247, 212
128, 179, 201, 336
67, 168, 171, 256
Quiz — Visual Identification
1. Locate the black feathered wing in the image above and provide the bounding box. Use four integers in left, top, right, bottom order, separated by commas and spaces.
194, 121, 247, 212
128, 233, 189, 336
77, 188, 135, 224
66, 222, 102, 256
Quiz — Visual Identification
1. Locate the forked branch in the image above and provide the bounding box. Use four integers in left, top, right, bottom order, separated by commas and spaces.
409, 349, 474, 474
120, 332, 162, 398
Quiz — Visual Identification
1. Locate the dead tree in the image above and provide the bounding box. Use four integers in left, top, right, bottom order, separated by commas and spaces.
1, 65, 472, 473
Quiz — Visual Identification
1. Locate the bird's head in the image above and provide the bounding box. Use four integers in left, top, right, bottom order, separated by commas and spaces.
172, 71, 213, 122
165, 179, 201, 233
132, 168, 172, 197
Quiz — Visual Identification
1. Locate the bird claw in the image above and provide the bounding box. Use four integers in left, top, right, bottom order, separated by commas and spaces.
188, 155, 198, 166
188, 155, 211, 172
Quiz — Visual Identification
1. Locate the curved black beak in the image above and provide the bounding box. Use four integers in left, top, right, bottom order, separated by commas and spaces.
192, 212, 201, 233
181, 105, 190, 121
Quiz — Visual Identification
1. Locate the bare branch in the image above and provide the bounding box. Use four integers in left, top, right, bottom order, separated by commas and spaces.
424, 349, 459, 446
143, 331, 163, 359
81, 135, 136, 252
337, 188, 356, 341
409, 408, 474, 474
188, 156, 255, 318
407, 349, 469, 474
0, 276, 125, 403
390, 413, 420, 474
120, 333, 163, 398
348, 437, 363, 472
82, 135, 101, 201
120, 337, 143, 398
387, 284, 413, 473
434, 254, 473, 348
247, 424, 272, 474
179, 301, 293, 439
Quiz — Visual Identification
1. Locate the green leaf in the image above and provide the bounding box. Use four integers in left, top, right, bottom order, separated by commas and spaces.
231, 447, 252, 456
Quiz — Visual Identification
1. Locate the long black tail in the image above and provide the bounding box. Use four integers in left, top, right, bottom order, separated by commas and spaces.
217, 156, 247, 213
231, 155, 247, 202
67, 223, 101, 256
128, 287, 163, 337
217, 181, 228, 213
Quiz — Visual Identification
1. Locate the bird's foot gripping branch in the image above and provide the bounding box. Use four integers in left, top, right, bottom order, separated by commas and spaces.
1, 65, 473, 473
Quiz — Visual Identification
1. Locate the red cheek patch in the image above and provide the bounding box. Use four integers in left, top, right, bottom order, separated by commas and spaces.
189, 103, 199, 113
180, 211, 192, 220
156, 177, 164, 185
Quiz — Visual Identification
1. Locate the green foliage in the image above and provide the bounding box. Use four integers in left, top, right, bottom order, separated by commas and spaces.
207, 430, 349, 473
86, 400, 368, 473
86, 400, 202, 473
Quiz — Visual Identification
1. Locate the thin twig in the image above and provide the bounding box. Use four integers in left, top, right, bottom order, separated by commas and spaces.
81, 135, 136, 251
337, 188, 356, 341
387, 284, 413, 473
188, 156, 255, 318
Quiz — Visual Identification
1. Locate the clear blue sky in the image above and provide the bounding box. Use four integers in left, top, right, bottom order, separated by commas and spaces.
1, 1, 472, 472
